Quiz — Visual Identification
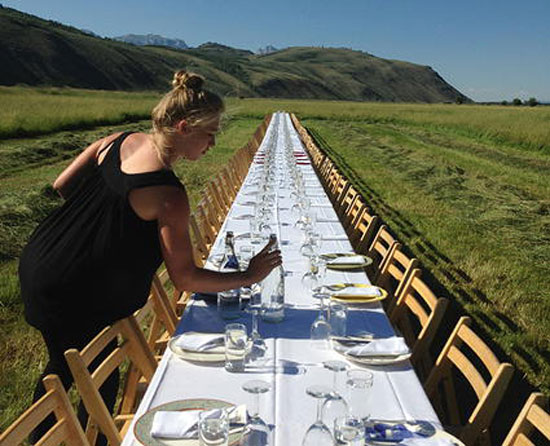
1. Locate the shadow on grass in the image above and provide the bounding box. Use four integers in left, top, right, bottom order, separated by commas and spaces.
306, 124, 550, 444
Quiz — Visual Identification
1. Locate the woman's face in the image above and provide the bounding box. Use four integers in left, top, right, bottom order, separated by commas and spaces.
177, 116, 221, 161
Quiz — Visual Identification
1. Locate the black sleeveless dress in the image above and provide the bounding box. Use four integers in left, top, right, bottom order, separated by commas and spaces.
19, 132, 183, 331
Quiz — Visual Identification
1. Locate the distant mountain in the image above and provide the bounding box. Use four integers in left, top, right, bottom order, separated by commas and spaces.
257, 45, 279, 55
0, 6, 471, 103
113, 33, 188, 50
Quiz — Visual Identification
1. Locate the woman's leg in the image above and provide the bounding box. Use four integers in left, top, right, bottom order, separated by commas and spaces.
30, 324, 119, 445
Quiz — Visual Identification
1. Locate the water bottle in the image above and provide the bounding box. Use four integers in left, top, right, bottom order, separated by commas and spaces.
217, 231, 241, 320
261, 234, 285, 323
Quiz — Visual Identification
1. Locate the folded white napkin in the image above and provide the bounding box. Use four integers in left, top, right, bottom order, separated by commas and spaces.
151, 409, 202, 439
175, 332, 225, 352
333, 286, 382, 297
321, 234, 349, 240
400, 438, 455, 446
329, 255, 366, 265
347, 337, 410, 357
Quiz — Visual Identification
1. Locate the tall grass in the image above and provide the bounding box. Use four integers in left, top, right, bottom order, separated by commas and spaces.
0, 87, 160, 139
227, 98, 550, 153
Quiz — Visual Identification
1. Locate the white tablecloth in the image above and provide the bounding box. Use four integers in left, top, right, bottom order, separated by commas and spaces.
121, 112, 439, 446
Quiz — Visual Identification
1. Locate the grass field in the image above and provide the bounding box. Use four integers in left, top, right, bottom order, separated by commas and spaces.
1, 88, 550, 434
0, 104, 263, 429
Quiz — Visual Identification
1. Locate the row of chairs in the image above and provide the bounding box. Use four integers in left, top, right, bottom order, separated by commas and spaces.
290, 114, 548, 446
0, 117, 272, 446
189, 115, 272, 267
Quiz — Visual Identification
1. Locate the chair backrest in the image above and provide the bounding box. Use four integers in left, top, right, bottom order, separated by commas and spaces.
342, 195, 367, 231
337, 185, 358, 219
424, 316, 514, 445
64, 316, 157, 446
390, 268, 448, 379
331, 176, 350, 205
0, 374, 90, 446
503, 393, 550, 446
189, 213, 210, 263
353, 211, 381, 255
376, 244, 419, 314
365, 225, 398, 278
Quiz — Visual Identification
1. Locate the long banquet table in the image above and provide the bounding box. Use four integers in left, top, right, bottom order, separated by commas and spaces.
122, 112, 441, 446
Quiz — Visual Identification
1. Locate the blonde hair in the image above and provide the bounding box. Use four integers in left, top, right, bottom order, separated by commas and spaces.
151, 69, 224, 163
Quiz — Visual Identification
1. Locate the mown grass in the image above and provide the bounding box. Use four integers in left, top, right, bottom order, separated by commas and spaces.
0, 115, 262, 430
304, 118, 550, 395
2, 88, 550, 435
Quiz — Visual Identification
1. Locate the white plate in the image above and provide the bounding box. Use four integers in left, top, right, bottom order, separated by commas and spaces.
332, 340, 412, 366
168, 335, 226, 364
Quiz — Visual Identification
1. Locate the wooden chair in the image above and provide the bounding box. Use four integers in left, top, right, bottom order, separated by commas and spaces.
342, 195, 368, 232
64, 315, 157, 446
389, 268, 448, 380
364, 225, 398, 281
0, 374, 90, 446
337, 185, 358, 220
331, 176, 350, 208
351, 209, 380, 255
503, 392, 550, 445
189, 212, 211, 263
376, 244, 420, 314
424, 316, 514, 446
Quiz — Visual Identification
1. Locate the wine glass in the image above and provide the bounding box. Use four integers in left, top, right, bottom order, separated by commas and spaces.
322, 361, 349, 433
240, 380, 271, 446
302, 386, 334, 446
309, 257, 331, 340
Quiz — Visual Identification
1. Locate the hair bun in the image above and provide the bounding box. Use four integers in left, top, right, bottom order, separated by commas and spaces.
172, 69, 204, 91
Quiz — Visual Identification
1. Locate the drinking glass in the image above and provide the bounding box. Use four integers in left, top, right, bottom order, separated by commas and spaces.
240, 380, 272, 446
245, 284, 267, 362
218, 292, 241, 320
345, 370, 374, 423
322, 361, 349, 433
333, 415, 364, 445
225, 323, 248, 372
302, 386, 334, 446
328, 302, 347, 337
199, 409, 229, 446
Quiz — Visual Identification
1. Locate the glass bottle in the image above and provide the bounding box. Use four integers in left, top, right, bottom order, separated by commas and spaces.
217, 231, 241, 320
260, 234, 285, 323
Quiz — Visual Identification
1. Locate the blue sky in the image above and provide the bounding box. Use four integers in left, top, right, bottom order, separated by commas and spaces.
3, 0, 549, 102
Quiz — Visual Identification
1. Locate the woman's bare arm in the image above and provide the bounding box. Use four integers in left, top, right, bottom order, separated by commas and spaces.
157, 186, 281, 292
53, 133, 122, 199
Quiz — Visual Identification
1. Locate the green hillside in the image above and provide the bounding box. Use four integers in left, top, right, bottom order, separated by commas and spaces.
0, 6, 470, 103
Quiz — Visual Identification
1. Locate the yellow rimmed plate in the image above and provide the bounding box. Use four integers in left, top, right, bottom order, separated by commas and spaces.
321, 253, 373, 270
168, 334, 226, 364
134, 398, 244, 446
329, 284, 388, 304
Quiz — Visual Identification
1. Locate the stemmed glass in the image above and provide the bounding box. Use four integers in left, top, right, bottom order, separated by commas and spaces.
240, 380, 272, 446
322, 361, 349, 433
308, 257, 331, 340
302, 385, 334, 446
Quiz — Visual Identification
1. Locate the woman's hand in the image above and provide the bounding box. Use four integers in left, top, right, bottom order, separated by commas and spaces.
246, 238, 283, 283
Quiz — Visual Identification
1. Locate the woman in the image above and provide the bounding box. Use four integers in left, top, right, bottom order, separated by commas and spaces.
19, 70, 281, 441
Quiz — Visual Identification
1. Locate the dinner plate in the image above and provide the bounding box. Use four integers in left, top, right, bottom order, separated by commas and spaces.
332, 340, 411, 366
134, 398, 242, 446
322, 253, 373, 270
168, 335, 226, 364
329, 284, 388, 304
